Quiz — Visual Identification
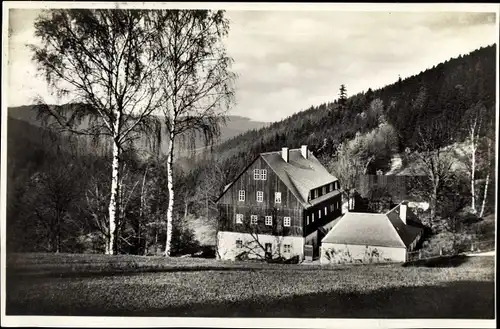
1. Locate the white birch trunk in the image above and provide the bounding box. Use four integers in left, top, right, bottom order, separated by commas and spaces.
470, 126, 477, 213
479, 171, 490, 218
107, 111, 121, 255
479, 139, 492, 218
164, 129, 175, 256
471, 148, 476, 213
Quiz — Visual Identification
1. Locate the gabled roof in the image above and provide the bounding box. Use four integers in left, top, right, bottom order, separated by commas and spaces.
321, 203, 424, 249
216, 148, 339, 208
261, 149, 338, 207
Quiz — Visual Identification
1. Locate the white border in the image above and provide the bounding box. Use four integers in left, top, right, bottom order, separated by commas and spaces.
1, 2, 498, 328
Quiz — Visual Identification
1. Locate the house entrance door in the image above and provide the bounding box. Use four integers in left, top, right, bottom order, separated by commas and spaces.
265, 243, 272, 259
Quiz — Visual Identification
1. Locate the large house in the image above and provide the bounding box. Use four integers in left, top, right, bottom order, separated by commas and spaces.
216, 146, 342, 261
320, 201, 425, 264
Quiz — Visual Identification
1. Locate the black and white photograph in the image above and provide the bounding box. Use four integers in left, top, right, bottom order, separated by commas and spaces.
1, 2, 498, 327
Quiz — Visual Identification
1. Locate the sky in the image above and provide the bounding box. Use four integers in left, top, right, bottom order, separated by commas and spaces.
6, 5, 499, 123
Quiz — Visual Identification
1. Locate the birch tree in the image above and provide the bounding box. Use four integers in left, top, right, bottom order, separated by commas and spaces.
460, 102, 486, 214
30, 9, 164, 254
150, 10, 236, 256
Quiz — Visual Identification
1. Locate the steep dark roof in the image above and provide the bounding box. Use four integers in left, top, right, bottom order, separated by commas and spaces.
261, 149, 338, 208
321, 203, 424, 249
386, 205, 424, 247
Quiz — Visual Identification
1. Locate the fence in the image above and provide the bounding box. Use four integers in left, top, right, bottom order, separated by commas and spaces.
406, 239, 496, 262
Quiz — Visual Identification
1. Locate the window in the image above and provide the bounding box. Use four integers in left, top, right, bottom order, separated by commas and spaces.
322, 186, 326, 195
250, 215, 258, 225
312, 213, 315, 222
330, 204, 334, 212
283, 244, 291, 253
313, 189, 317, 199
275, 192, 282, 204
284, 216, 291, 227
236, 239, 243, 248
306, 215, 310, 225
256, 191, 263, 202
324, 207, 327, 216
236, 214, 243, 224
253, 169, 260, 180
238, 190, 245, 201
318, 210, 322, 219
326, 184, 330, 194
330, 183, 334, 191
265, 216, 272, 226
260, 169, 267, 180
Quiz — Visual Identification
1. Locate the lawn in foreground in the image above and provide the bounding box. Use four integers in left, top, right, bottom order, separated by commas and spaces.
6, 255, 495, 318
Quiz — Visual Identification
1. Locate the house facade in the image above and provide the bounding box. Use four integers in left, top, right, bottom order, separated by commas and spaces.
216, 146, 342, 261
320, 201, 424, 264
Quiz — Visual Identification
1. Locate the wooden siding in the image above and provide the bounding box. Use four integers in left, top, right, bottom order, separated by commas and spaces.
304, 194, 342, 236
218, 156, 304, 237
218, 204, 303, 236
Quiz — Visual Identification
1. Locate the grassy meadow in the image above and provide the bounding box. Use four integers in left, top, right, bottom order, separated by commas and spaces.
5, 253, 495, 318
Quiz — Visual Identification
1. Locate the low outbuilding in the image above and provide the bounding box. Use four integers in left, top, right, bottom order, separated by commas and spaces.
320, 201, 424, 264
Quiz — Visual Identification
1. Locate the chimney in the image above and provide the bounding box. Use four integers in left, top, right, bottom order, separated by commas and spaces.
400, 201, 407, 225
281, 147, 289, 163
301, 145, 308, 159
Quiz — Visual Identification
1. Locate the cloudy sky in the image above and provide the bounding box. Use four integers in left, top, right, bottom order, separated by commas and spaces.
7, 5, 498, 122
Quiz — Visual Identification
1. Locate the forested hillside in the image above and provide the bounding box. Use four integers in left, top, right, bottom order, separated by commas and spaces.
182, 44, 496, 251
205, 45, 495, 181
6, 44, 496, 255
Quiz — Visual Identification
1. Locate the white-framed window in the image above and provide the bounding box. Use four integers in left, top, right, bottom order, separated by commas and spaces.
236, 214, 243, 224
283, 244, 291, 253
265, 216, 272, 226
260, 169, 267, 180
275, 192, 282, 204
250, 215, 258, 225
312, 213, 315, 222
318, 210, 322, 219
306, 215, 310, 225
284, 216, 291, 227
324, 207, 327, 215
238, 190, 245, 201
253, 169, 260, 180
236, 239, 243, 248
256, 191, 264, 202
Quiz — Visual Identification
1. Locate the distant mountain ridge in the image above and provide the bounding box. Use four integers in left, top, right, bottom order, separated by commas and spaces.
6, 105, 269, 158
